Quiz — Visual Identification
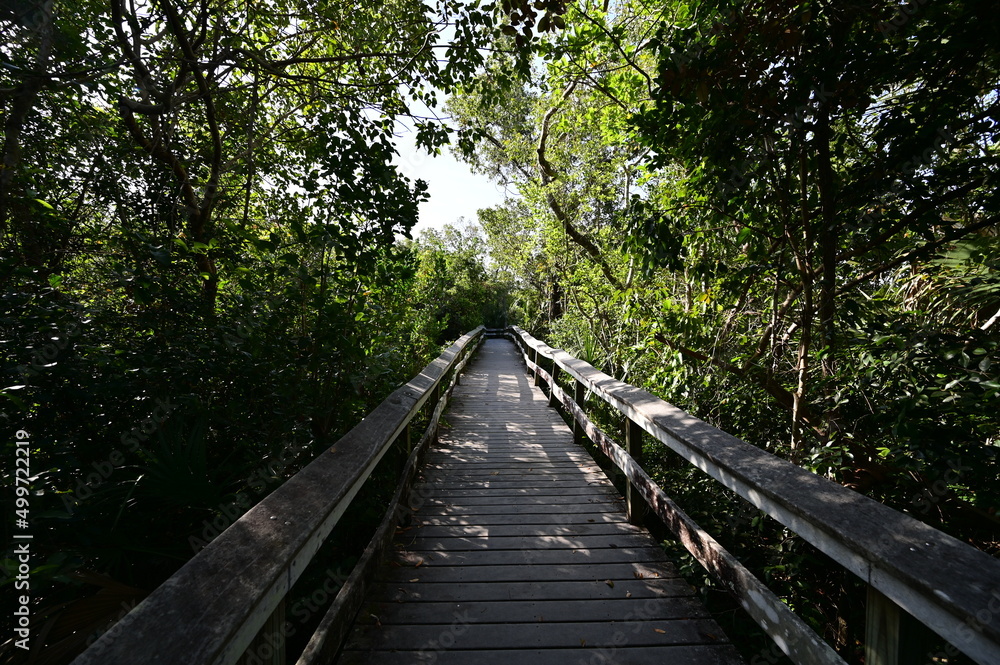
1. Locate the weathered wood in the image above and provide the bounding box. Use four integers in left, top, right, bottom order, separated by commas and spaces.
625, 417, 644, 524
390, 547, 670, 566
338, 645, 744, 665
398, 533, 655, 551
548, 362, 561, 408
416, 494, 616, 506
296, 334, 483, 665
422, 461, 597, 472
379, 561, 677, 583
410, 512, 629, 526
408, 503, 623, 516
339, 339, 740, 665
865, 585, 930, 665
573, 378, 587, 446
424, 486, 611, 497
358, 597, 712, 624
295, 386, 438, 664
510, 326, 1000, 665
398, 521, 642, 537
531, 347, 541, 386
70, 327, 484, 665
531, 368, 844, 664
369, 578, 697, 603
238, 601, 285, 665
418, 479, 618, 490
866, 586, 900, 665
348, 619, 727, 650
423, 456, 595, 466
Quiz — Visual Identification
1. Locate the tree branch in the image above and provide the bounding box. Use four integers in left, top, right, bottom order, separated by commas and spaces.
839, 213, 1000, 294
536, 81, 624, 290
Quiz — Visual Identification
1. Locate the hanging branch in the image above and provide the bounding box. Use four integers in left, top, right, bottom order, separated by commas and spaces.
536, 80, 624, 290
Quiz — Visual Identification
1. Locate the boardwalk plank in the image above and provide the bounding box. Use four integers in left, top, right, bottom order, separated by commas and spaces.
411, 503, 623, 516
379, 562, 677, 583
347, 619, 726, 650
368, 579, 696, 602
401, 522, 640, 537
410, 513, 628, 526
337, 339, 742, 665
424, 486, 613, 497
416, 494, 618, 505
357, 597, 712, 624
338, 646, 743, 665
390, 547, 670, 567
398, 533, 655, 550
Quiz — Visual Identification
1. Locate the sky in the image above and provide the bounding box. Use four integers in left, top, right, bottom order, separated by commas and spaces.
393, 128, 510, 237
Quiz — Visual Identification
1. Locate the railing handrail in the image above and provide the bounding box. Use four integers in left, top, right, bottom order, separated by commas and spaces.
507, 325, 1000, 665
71, 326, 485, 665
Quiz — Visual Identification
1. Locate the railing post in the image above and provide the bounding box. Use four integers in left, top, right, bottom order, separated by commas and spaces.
548, 363, 560, 408
239, 599, 285, 665
573, 379, 586, 446
531, 348, 541, 386
865, 586, 927, 665
430, 384, 441, 444
625, 418, 644, 524
866, 587, 898, 665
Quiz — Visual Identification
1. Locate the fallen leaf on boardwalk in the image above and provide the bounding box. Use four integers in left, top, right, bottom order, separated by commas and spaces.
633, 572, 644, 579
409, 578, 419, 582
587, 519, 595, 523
415, 559, 424, 567
609, 543, 618, 548
491, 471, 500, 476
580, 639, 587, 646
605, 580, 614, 588
625, 591, 632, 598
654, 628, 666, 634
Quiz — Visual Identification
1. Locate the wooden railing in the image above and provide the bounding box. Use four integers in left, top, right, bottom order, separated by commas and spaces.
501, 326, 1000, 665
70, 326, 485, 665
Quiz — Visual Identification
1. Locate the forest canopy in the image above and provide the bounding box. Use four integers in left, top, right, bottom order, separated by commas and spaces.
448, 0, 999, 653
450, 0, 999, 539
2, 0, 508, 659
2, 0, 999, 662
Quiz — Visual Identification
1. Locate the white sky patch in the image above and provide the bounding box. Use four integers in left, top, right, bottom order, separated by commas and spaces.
393, 126, 507, 235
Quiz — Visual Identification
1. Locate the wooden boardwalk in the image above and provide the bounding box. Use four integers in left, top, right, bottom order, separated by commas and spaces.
338, 339, 743, 664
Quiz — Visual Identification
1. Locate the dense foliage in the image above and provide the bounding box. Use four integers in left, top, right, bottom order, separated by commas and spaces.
450, 0, 998, 659
3, 0, 998, 662
1, 0, 507, 661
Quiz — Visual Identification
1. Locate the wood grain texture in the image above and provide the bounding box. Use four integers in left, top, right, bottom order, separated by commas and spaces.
338, 339, 742, 665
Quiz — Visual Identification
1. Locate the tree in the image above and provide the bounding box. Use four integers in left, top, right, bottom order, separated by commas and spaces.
1, 1, 506, 661
452, 0, 999, 550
